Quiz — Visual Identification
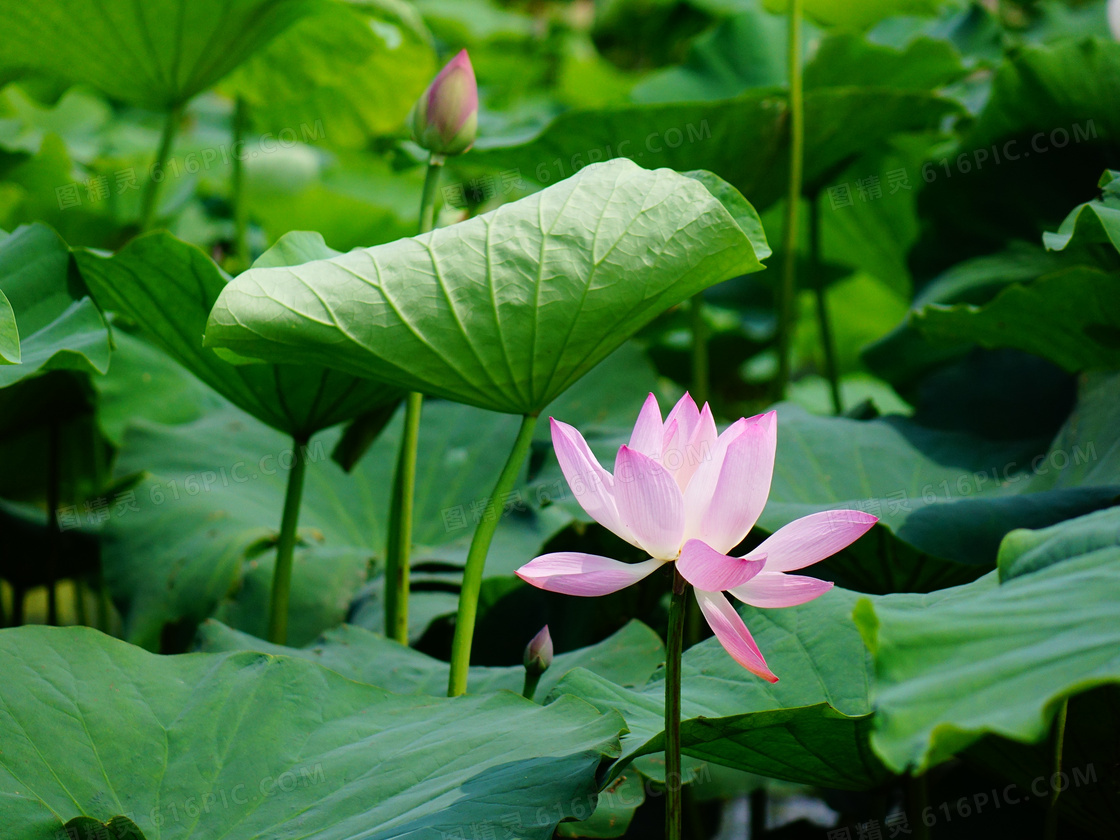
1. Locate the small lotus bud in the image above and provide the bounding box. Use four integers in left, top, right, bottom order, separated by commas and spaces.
408, 49, 478, 157
523, 625, 553, 676
1111, 0, 1120, 41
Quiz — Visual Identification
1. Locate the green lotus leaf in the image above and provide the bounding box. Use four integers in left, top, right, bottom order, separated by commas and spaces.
205, 159, 769, 415
0, 625, 624, 839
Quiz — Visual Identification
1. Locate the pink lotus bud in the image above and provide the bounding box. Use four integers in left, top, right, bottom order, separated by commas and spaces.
523, 625, 553, 676
409, 49, 478, 157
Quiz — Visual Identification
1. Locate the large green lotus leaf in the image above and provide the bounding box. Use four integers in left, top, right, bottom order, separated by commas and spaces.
0, 625, 623, 839
466, 88, 958, 214
205, 160, 770, 415
913, 265, 1120, 372
634, 20, 963, 104
854, 513, 1120, 774
904, 173, 1120, 373
998, 505, 1120, 582
197, 617, 664, 697
224, 0, 436, 148
802, 31, 966, 90
0, 0, 316, 109
548, 587, 889, 789
74, 231, 400, 438
0, 223, 110, 388
759, 396, 1120, 590
103, 399, 572, 649
762, 0, 943, 29
630, 8, 794, 101
915, 40, 1120, 270
862, 242, 1072, 386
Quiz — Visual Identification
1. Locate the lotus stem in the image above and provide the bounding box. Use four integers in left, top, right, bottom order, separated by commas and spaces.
774, 0, 804, 401
266, 435, 310, 645
521, 670, 543, 702
419, 154, 443, 233
139, 104, 182, 232
666, 567, 689, 840
809, 193, 842, 414
385, 156, 443, 643
448, 413, 538, 696
1043, 698, 1069, 840
385, 390, 423, 643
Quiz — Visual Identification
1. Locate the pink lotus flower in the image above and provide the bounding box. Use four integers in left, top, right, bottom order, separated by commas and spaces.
408, 49, 478, 157
516, 394, 877, 682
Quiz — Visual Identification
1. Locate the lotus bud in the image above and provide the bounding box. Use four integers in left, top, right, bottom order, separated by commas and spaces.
523, 625, 553, 675
409, 49, 478, 157
521, 625, 553, 701
1111, 0, 1120, 42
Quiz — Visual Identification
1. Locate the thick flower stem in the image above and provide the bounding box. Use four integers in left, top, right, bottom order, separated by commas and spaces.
1043, 698, 1069, 840
384, 156, 443, 644
809, 193, 842, 414
140, 105, 182, 232
521, 670, 543, 702
448, 413, 538, 697
665, 568, 689, 840
774, 0, 804, 401
230, 97, 250, 272
266, 436, 310, 645
419, 154, 444, 233
385, 390, 423, 643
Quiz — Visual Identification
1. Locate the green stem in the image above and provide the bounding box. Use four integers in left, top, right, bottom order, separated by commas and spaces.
140, 104, 182, 232
448, 414, 538, 696
419, 154, 443, 234
385, 391, 423, 643
908, 773, 930, 840
774, 0, 804, 401
266, 436, 310, 645
521, 670, 543, 702
46, 421, 60, 626
1043, 698, 1069, 840
231, 97, 250, 271
384, 157, 443, 644
689, 294, 709, 407
665, 568, 689, 840
809, 193, 841, 414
